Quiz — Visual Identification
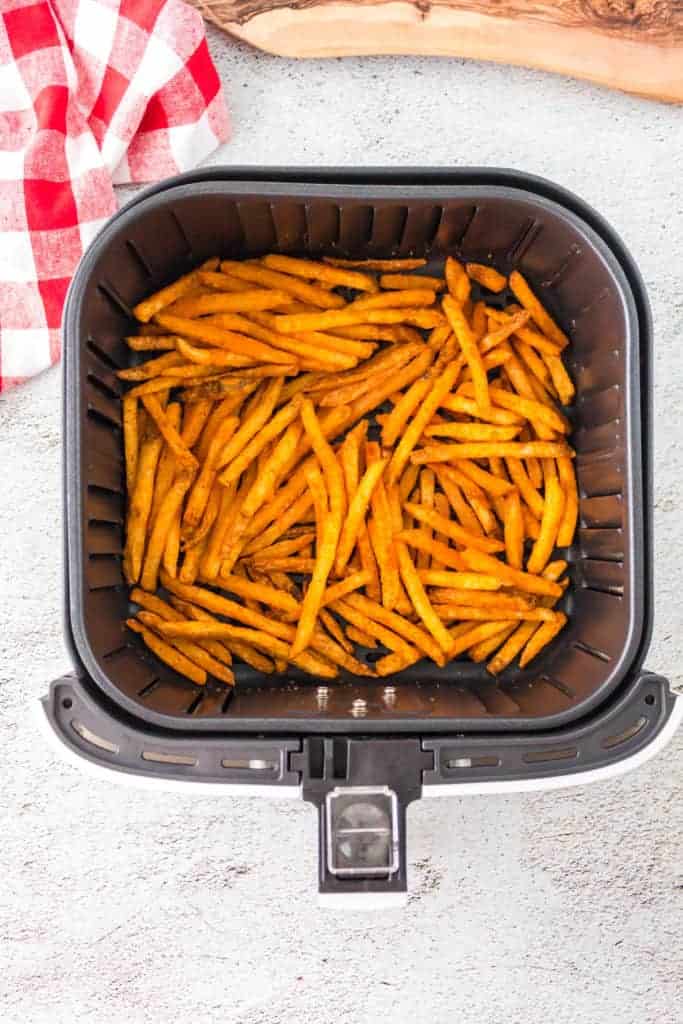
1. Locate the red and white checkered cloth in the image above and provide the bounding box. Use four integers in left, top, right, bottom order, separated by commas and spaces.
0, 0, 229, 393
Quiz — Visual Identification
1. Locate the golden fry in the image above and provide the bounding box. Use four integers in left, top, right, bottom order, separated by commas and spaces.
380, 274, 445, 291
461, 549, 562, 598
526, 476, 564, 574
465, 263, 507, 293
396, 542, 454, 654
127, 617, 207, 685
263, 254, 378, 292
445, 257, 470, 303
509, 271, 568, 348
133, 259, 218, 323
388, 358, 462, 485
396, 529, 466, 570
122, 396, 139, 495
219, 260, 346, 309
503, 489, 524, 570
324, 257, 426, 271
425, 422, 521, 442
404, 502, 505, 553
335, 458, 387, 576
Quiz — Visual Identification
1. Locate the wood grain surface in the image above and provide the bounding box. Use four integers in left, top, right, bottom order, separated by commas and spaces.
192, 0, 683, 102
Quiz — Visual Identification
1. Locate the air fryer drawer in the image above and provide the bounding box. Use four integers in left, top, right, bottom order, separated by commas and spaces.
62, 169, 651, 734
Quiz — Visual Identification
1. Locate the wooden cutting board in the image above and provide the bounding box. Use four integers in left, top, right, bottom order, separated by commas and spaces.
193, 0, 683, 103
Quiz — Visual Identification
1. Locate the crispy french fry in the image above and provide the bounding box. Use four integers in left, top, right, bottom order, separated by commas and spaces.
350, 289, 436, 312
127, 618, 207, 685
133, 259, 218, 322
123, 422, 164, 583
445, 257, 470, 303
396, 529, 466, 570
117, 351, 183, 381
469, 624, 518, 662
263, 254, 378, 292
324, 257, 426, 271
461, 549, 562, 598
509, 271, 568, 348
459, 381, 568, 434
335, 457, 387, 576
439, 393, 523, 425
442, 295, 490, 415
140, 465, 195, 592
396, 542, 454, 654
346, 624, 378, 648
425, 422, 521, 442
466, 263, 507, 293
380, 273, 445, 291
141, 395, 197, 469
168, 597, 274, 673
519, 613, 567, 667
158, 290, 294, 320
126, 334, 179, 352
404, 502, 505, 554
412, 440, 572, 463
137, 610, 234, 684
416, 570, 501, 590
219, 573, 300, 617
557, 456, 579, 547
526, 476, 564, 574
182, 414, 238, 533
219, 260, 346, 309
503, 489, 524, 570
387, 358, 462, 485
122, 396, 139, 494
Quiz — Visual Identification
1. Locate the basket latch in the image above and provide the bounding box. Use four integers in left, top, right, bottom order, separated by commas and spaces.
294, 738, 432, 905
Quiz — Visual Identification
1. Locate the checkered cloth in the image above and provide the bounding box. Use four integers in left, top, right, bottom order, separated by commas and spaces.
0, 0, 229, 393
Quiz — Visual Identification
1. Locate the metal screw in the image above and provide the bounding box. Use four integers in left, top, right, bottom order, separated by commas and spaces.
351, 697, 367, 717
383, 686, 396, 704
317, 685, 329, 708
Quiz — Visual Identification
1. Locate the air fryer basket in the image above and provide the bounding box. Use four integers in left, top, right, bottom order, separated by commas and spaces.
63, 171, 649, 734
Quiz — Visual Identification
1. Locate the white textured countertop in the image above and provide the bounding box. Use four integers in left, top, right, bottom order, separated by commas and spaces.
1, 29, 681, 1024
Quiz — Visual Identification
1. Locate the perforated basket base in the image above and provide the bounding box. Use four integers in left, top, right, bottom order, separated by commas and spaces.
62, 167, 653, 733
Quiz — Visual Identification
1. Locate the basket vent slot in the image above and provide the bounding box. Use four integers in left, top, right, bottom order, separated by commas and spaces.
125, 239, 154, 278
141, 750, 198, 766
541, 243, 582, 288
86, 337, 123, 372
508, 218, 541, 263
97, 281, 134, 319
138, 678, 160, 698
169, 210, 194, 259
522, 746, 577, 764
87, 372, 121, 402
71, 720, 119, 754
87, 406, 121, 434
601, 716, 648, 750
221, 757, 278, 772
445, 755, 500, 769
573, 640, 611, 663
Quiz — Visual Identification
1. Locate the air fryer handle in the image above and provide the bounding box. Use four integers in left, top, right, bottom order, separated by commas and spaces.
296, 738, 431, 903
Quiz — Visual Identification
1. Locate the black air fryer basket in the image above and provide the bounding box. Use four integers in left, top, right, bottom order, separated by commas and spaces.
42, 168, 680, 902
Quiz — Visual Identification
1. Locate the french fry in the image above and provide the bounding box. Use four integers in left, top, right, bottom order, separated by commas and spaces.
396, 529, 466, 571
416, 570, 501, 590
319, 608, 353, 653
122, 396, 139, 494
465, 263, 507, 293
218, 395, 302, 486
503, 489, 524, 570
461, 549, 563, 598
133, 259, 218, 322
439, 393, 523, 425
526, 476, 564, 574
425, 422, 521, 442
174, 332, 291, 366
123, 422, 164, 583
321, 571, 373, 607
272, 306, 443, 335
396, 542, 454, 654
509, 271, 568, 348
117, 351, 184, 381
126, 334, 178, 352
459, 381, 568, 434
218, 573, 300, 617
445, 257, 470, 303
404, 502, 505, 554
249, 531, 317, 563
136, 610, 234, 685
141, 395, 197, 469
219, 260, 346, 309
469, 624, 518, 662
140, 465, 195, 592
415, 469, 435, 569
349, 289, 436, 311
431, 590, 531, 612
168, 597, 275, 673
335, 457, 387, 576
221, 421, 303, 573
324, 257, 426, 271
127, 618, 207, 686
412, 440, 572, 462
380, 273, 445, 291
557, 456, 579, 547
442, 296, 490, 416
157, 290, 294, 320
519, 612, 567, 667
182, 414, 238, 532
434, 464, 494, 536
346, 625, 378, 648
263, 254, 378, 292
387, 358, 463, 486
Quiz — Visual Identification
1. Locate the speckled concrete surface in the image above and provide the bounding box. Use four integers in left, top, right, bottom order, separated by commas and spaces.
1, 30, 682, 1024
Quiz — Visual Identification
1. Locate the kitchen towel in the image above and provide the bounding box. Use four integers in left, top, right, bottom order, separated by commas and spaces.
0, 0, 229, 393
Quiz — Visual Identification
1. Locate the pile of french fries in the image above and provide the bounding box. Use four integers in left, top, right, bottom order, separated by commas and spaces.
120, 253, 578, 689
